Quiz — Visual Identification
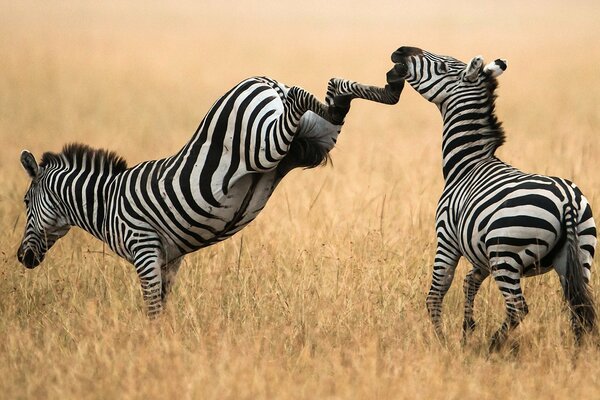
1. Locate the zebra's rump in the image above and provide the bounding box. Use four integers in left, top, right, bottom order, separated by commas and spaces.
452, 160, 592, 271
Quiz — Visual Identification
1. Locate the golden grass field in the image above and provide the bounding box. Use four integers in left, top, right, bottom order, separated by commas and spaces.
2, 1, 600, 398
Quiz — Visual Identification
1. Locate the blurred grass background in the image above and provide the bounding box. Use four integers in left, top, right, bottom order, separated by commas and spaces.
1, 1, 600, 398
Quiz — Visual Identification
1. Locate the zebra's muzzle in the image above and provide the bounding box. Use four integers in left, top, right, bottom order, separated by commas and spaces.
17, 247, 42, 269
391, 46, 424, 62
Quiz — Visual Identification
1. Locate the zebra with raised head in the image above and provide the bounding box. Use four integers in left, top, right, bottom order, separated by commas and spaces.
17, 75, 403, 317
387, 46, 596, 349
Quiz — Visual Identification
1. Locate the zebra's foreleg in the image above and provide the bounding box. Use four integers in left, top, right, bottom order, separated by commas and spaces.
134, 250, 164, 318
426, 247, 460, 341
489, 261, 529, 352
462, 266, 489, 343
161, 256, 183, 306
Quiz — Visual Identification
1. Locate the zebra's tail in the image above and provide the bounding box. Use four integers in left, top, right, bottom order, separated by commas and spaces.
276, 136, 331, 177
564, 205, 596, 342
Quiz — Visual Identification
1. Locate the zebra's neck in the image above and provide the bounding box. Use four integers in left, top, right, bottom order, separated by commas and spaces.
438, 87, 504, 183
50, 165, 116, 242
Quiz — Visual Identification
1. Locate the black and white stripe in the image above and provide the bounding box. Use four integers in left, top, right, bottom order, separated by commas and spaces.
17, 76, 401, 317
388, 46, 596, 349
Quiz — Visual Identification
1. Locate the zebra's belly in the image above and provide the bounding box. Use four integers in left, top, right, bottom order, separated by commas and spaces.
217, 171, 280, 233
161, 171, 280, 251
458, 229, 489, 269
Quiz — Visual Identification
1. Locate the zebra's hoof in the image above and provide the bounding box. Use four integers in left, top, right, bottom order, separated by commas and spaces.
330, 93, 352, 124
333, 93, 352, 109
386, 64, 407, 89
385, 79, 405, 95
489, 332, 507, 352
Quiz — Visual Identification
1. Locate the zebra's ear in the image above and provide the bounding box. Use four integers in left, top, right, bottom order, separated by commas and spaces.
20, 150, 39, 180
483, 59, 507, 78
464, 56, 484, 82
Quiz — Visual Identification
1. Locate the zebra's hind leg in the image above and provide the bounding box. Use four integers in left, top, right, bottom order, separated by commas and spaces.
322, 78, 402, 125
462, 266, 489, 343
286, 78, 402, 127
489, 261, 529, 352
161, 256, 183, 307
326, 77, 402, 107
286, 86, 347, 125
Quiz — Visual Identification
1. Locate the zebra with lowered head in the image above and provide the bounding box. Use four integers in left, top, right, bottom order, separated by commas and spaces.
387, 46, 596, 349
17, 75, 403, 317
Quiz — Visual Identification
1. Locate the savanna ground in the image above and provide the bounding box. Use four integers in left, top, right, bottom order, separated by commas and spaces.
2, 1, 600, 398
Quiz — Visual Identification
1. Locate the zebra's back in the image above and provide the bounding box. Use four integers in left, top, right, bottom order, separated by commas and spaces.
108, 77, 295, 259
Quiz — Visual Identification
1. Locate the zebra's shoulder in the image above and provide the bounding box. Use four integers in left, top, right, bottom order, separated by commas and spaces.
40, 143, 128, 174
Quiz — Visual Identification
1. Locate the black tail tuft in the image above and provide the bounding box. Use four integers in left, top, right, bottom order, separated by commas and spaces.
276, 136, 331, 177
564, 206, 596, 342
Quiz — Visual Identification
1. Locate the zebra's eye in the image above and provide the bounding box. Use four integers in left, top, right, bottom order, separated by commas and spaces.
24, 198, 30, 207
437, 63, 448, 74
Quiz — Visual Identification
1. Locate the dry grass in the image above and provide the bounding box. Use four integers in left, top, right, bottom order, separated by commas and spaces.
2, 1, 600, 398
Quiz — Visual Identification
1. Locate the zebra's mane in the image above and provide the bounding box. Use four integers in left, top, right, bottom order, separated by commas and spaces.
40, 143, 128, 174
484, 76, 506, 153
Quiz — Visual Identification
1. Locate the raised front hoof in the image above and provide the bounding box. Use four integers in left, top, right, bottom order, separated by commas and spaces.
333, 93, 353, 109
385, 80, 405, 96
386, 64, 406, 91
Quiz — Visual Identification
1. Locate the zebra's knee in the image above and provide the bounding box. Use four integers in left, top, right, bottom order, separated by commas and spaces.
426, 290, 442, 315
328, 94, 352, 125
462, 274, 472, 293
506, 299, 529, 326
326, 78, 341, 99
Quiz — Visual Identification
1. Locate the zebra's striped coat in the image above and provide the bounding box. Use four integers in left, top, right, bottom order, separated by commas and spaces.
18, 76, 401, 316
388, 46, 596, 349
